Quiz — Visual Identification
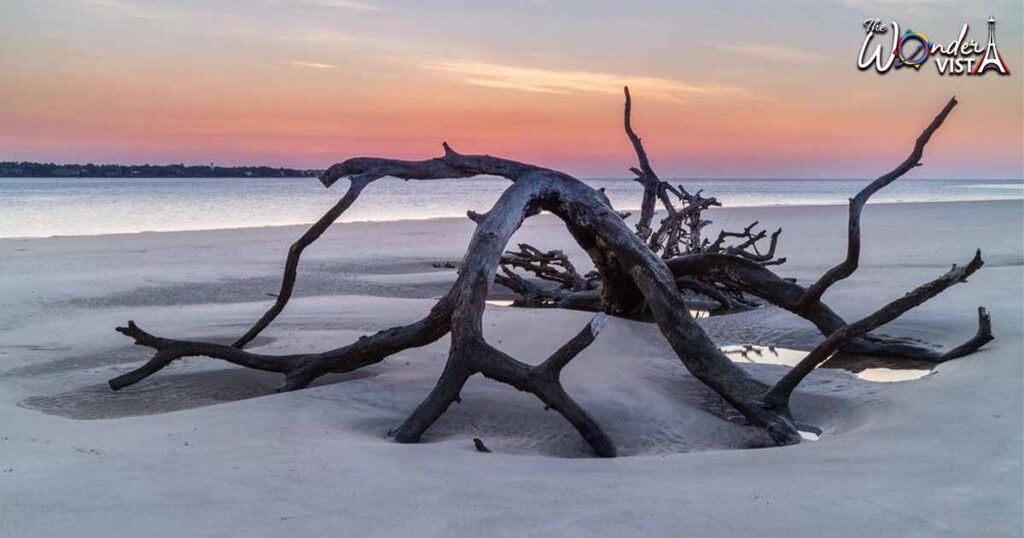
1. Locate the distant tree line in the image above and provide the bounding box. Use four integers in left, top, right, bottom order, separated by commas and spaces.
0, 161, 322, 178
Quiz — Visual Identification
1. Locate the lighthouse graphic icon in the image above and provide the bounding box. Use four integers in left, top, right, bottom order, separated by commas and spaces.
973, 16, 1010, 75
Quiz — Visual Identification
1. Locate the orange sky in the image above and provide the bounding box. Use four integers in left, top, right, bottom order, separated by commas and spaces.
1, 0, 1021, 178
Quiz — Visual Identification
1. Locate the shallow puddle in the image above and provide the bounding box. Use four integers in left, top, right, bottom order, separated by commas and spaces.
485, 301, 713, 322
798, 428, 821, 441
851, 367, 931, 383
721, 344, 932, 383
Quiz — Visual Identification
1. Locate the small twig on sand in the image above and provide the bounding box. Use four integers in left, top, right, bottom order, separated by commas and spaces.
473, 438, 492, 453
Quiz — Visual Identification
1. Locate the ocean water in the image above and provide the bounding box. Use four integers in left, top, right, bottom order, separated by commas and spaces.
0, 177, 1020, 239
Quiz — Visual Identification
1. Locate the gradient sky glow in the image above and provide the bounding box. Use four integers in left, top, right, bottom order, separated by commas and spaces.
1, 0, 1022, 178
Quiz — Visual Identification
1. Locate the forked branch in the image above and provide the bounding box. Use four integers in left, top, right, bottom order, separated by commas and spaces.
800, 97, 958, 306
765, 250, 985, 408
624, 86, 663, 240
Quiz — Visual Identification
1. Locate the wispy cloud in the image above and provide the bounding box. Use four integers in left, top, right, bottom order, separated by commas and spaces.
423, 60, 748, 102
289, 61, 336, 69
841, 0, 973, 16
76, 0, 176, 19
298, 29, 362, 44
722, 45, 822, 63
286, 0, 383, 11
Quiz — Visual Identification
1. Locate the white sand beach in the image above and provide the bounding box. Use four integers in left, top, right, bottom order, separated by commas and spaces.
1, 199, 1021, 537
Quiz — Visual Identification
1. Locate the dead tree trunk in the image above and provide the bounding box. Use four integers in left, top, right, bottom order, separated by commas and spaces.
110, 91, 992, 456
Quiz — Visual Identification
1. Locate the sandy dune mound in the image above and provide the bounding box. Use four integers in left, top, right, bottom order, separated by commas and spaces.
16, 308, 882, 458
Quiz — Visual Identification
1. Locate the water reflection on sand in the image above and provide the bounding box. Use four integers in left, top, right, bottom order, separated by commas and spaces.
721, 344, 933, 383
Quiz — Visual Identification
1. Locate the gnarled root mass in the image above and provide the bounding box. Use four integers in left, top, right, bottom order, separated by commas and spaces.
110, 90, 992, 456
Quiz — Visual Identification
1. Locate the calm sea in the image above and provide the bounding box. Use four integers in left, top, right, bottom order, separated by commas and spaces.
1, 177, 1021, 239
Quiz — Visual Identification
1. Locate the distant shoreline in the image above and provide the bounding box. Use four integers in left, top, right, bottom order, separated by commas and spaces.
2, 163, 1022, 182
0, 161, 321, 178
4, 175, 1023, 182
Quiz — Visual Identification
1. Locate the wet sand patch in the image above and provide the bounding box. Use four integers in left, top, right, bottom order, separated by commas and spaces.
18, 366, 375, 420
62, 258, 457, 309
1, 336, 274, 379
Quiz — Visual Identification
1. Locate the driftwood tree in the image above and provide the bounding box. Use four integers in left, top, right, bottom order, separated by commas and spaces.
110, 89, 992, 457
495, 87, 783, 314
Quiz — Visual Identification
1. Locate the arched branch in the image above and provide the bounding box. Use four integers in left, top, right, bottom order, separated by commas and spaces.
233, 143, 563, 349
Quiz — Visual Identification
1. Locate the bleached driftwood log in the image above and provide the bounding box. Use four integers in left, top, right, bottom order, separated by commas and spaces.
110, 90, 991, 456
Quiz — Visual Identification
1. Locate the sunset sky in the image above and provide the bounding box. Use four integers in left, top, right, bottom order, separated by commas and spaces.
2, 0, 1022, 178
